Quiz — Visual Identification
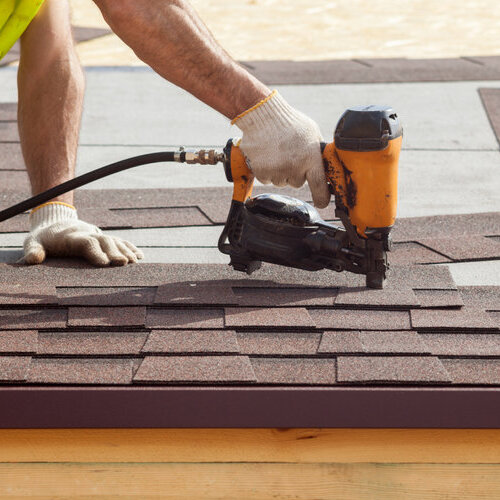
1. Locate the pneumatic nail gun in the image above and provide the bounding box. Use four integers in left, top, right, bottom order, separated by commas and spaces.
218, 105, 403, 288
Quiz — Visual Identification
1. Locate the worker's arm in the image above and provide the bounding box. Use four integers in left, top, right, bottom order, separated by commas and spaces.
93, 0, 330, 207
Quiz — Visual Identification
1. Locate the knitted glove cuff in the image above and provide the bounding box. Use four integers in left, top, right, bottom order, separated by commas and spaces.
232, 90, 300, 131
29, 202, 78, 230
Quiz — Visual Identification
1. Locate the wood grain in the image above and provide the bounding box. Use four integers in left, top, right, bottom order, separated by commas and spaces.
0, 463, 499, 499
1, 428, 500, 463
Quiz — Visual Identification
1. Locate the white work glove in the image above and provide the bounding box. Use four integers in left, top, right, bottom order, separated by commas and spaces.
232, 90, 331, 208
23, 202, 144, 266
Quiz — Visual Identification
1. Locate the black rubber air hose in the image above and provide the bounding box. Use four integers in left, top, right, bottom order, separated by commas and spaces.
0, 151, 177, 223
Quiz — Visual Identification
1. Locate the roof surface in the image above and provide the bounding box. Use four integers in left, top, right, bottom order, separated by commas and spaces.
1, 58, 500, 427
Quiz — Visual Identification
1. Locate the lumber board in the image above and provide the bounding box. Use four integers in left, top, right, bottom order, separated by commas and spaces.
0, 463, 500, 499
1, 428, 500, 463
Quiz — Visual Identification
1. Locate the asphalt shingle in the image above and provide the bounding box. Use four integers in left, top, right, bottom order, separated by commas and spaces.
27, 358, 135, 384
146, 308, 225, 329
67, 306, 146, 327
251, 357, 336, 384
310, 309, 411, 330
0, 309, 67, 330
441, 359, 500, 385
237, 331, 321, 355
0, 356, 31, 382
142, 329, 239, 354
37, 331, 148, 356
225, 307, 315, 328
337, 356, 451, 384
411, 307, 498, 331
134, 355, 256, 383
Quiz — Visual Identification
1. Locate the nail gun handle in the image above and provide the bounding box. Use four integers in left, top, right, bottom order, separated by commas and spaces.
223, 139, 254, 203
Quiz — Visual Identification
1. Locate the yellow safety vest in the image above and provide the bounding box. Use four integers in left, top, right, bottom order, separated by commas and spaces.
0, 0, 45, 61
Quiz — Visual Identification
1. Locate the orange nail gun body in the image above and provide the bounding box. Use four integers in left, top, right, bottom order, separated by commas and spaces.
219, 105, 403, 288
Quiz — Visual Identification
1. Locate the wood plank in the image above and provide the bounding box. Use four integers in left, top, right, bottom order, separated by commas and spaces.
0, 463, 499, 499
1, 428, 500, 463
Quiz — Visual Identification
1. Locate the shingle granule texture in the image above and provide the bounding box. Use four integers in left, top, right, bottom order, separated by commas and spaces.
0, 330, 37, 353
142, 329, 239, 354
337, 356, 451, 384
37, 331, 148, 356
0, 309, 67, 330
0, 356, 31, 381
413, 289, 464, 308
134, 355, 256, 383
58, 287, 156, 306
250, 358, 336, 384
236, 331, 321, 355
233, 287, 337, 307
334, 287, 419, 308
155, 284, 237, 306
421, 333, 500, 356
411, 307, 498, 331
27, 358, 135, 384
146, 308, 225, 329
67, 307, 146, 327
310, 309, 411, 330
441, 359, 500, 385
225, 307, 315, 328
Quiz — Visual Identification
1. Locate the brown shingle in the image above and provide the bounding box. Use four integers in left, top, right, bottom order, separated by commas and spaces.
27, 358, 134, 384
58, 287, 156, 306
251, 358, 336, 384
233, 287, 337, 307
310, 308, 411, 330
418, 236, 500, 261
411, 307, 498, 331
392, 212, 500, 242
37, 331, 148, 356
0, 330, 37, 353
337, 356, 451, 384
236, 331, 321, 355
67, 306, 146, 327
421, 333, 500, 356
142, 329, 239, 354
225, 307, 315, 328
358, 331, 430, 354
441, 359, 500, 385
317, 331, 363, 354
134, 355, 256, 383
155, 284, 237, 306
146, 308, 224, 329
390, 242, 450, 265
0, 356, 31, 382
459, 286, 500, 310
0, 309, 67, 330
413, 289, 464, 308
334, 287, 419, 308
0, 285, 57, 305
386, 265, 457, 290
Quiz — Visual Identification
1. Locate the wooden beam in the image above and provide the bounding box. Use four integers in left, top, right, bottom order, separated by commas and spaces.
1, 428, 500, 463
1, 463, 499, 499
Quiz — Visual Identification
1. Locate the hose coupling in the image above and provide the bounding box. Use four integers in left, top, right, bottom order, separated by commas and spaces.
174, 147, 225, 165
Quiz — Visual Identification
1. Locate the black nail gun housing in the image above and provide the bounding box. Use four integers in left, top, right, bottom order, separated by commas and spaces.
218, 193, 388, 288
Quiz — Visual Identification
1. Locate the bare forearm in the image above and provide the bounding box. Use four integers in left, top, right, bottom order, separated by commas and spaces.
94, 0, 270, 118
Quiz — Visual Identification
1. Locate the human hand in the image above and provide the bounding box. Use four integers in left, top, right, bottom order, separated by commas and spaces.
23, 202, 144, 266
232, 90, 331, 208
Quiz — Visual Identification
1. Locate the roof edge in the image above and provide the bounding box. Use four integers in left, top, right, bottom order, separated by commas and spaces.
1, 386, 499, 428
